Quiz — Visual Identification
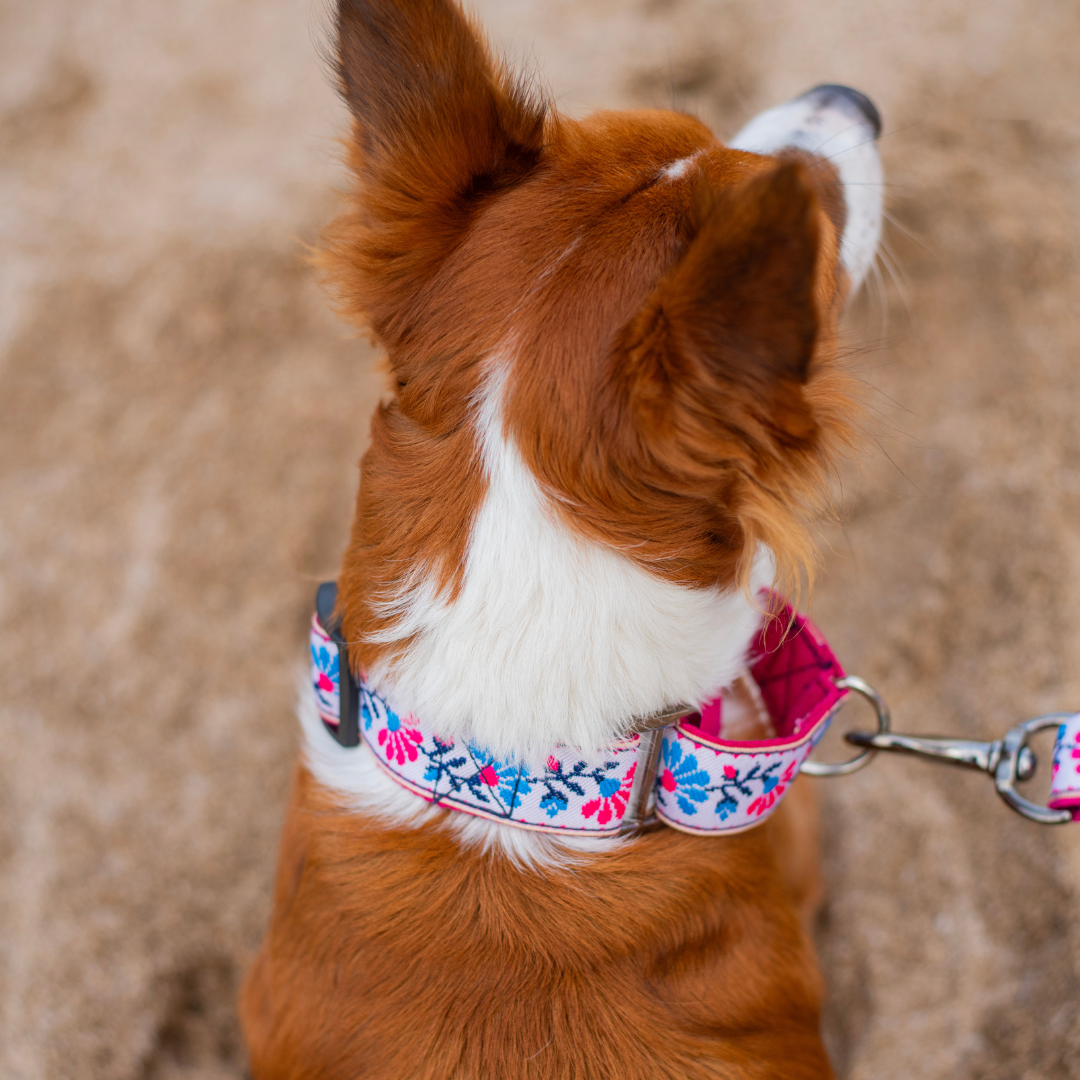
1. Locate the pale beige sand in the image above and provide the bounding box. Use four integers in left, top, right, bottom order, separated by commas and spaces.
2, 1, 1079, 1076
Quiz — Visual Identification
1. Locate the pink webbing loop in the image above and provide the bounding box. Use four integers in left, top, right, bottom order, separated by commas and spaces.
655, 602, 848, 834
1049, 715, 1080, 820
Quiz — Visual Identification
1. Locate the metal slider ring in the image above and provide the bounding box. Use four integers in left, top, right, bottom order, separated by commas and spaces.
620, 704, 696, 834
801, 675, 891, 777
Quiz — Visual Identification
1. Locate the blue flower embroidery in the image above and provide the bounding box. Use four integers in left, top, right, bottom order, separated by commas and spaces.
359, 683, 394, 731
713, 760, 785, 820
467, 746, 531, 812
311, 643, 339, 714
540, 793, 568, 818
311, 643, 338, 679
658, 739, 711, 816
493, 762, 531, 812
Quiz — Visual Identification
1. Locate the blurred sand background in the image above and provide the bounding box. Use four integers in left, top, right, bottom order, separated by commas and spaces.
2, 0, 1080, 1076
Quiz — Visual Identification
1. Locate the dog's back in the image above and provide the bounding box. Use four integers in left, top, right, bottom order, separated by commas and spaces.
243, 769, 829, 1078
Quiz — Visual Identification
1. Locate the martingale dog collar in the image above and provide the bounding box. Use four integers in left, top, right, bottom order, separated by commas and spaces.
309, 582, 850, 837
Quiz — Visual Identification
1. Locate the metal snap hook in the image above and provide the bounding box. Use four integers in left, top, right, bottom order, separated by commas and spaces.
839, 705, 1074, 825
801, 675, 891, 776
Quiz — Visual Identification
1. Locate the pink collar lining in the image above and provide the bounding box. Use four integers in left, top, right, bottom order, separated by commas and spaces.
310, 596, 848, 836
1050, 716, 1080, 817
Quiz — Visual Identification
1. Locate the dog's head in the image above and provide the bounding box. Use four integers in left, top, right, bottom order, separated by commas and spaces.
322, 0, 882, 754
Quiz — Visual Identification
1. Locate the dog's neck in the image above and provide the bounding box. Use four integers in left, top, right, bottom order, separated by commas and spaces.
363, 365, 772, 764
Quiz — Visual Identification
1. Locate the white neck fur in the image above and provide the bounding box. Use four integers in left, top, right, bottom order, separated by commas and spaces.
363, 362, 771, 764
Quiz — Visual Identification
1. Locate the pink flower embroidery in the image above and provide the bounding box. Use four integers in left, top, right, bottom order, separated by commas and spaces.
582, 763, 636, 826
747, 759, 798, 817
479, 765, 499, 787
378, 715, 423, 765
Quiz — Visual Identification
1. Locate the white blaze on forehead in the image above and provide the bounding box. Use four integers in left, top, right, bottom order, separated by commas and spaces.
660, 153, 700, 180
730, 92, 883, 294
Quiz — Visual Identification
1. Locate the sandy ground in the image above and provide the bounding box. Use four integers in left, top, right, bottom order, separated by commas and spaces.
2, 0, 1080, 1076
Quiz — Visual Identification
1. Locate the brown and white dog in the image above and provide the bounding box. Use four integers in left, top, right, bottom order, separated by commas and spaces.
241, 1, 883, 1075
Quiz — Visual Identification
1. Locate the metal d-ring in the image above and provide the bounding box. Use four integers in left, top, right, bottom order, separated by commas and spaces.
801, 675, 891, 777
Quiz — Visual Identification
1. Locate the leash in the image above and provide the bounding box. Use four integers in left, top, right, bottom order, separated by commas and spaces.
309, 582, 1080, 833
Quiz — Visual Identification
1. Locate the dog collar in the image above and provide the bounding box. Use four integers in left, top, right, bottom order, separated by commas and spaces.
309, 583, 848, 836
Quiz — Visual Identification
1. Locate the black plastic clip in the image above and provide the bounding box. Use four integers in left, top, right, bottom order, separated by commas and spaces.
315, 581, 360, 747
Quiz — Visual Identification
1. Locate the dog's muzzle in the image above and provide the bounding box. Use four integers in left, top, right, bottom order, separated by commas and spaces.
731, 83, 884, 294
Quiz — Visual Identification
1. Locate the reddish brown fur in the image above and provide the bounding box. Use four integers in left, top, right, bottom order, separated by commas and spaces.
246, 0, 863, 1074
502, 135, 850, 594
243, 769, 831, 1080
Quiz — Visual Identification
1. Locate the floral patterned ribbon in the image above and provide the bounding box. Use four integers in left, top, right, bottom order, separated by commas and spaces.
310, 600, 849, 836
1049, 715, 1080, 820
655, 608, 847, 834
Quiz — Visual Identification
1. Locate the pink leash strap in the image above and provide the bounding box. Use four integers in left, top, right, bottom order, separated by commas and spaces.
1049, 715, 1080, 819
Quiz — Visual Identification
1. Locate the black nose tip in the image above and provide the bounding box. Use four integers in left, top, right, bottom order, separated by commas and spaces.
802, 84, 882, 139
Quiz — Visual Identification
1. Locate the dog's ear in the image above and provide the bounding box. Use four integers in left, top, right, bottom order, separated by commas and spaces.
615, 159, 823, 449
331, 0, 546, 327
